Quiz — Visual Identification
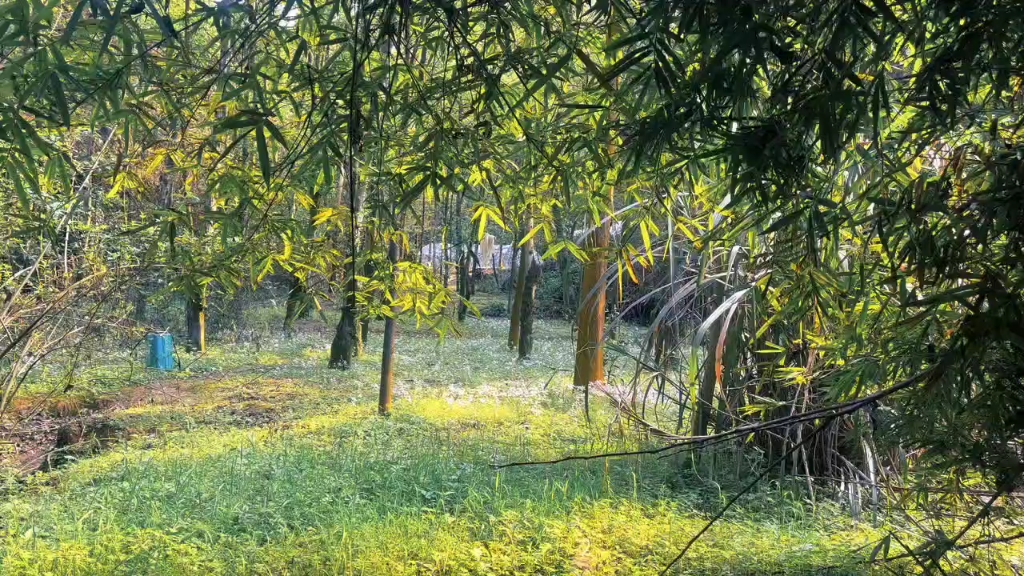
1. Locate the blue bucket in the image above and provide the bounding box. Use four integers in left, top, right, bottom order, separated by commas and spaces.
146, 333, 175, 371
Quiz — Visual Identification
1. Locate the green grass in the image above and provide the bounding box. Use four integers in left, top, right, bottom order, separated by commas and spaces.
0, 310, 887, 575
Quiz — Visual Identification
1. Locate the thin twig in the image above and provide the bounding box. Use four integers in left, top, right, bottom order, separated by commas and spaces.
496, 368, 934, 469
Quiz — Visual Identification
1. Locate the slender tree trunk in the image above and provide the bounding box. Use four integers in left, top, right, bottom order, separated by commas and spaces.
283, 274, 306, 335
692, 275, 724, 437
329, 178, 360, 368
557, 249, 573, 319
440, 194, 451, 289
666, 212, 686, 432
457, 248, 470, 321
455, 194, 470, 322
468, 243, 478, 296
185, 295, 205, 353
330, 246, 358, 369
160, 119, 207, 352
359, 225, 374, 350
506, 242, 517, 313
159, 126, 180, 340
508, 217, 532, 349
285, 180, 320, 334
418, 193, 426, 264
518, 251, 541, 359
554, 206, 575, 318
179, 5, 232, 353
329, 13, 364, 369
378, 239, 399, 416
132, 287, 147, 322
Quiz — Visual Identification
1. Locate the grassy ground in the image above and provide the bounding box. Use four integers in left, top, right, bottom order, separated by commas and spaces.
0, 305, 887, 575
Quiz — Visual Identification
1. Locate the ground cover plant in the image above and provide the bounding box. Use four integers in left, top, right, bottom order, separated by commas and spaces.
2, 314, 888, 575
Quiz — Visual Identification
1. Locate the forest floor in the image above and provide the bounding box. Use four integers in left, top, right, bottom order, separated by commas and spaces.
0, 301, 889, 575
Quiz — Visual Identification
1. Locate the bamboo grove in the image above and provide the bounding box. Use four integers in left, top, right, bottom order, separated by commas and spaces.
2, 0, 1024, 570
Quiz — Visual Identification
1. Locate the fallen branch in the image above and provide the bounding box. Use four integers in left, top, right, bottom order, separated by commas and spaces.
496, 368, 935, 469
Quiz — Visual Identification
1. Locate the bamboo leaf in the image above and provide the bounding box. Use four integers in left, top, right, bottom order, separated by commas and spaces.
49, 73, 69, 127
519, 223, 545, 247
61, 0, 88, 42
623, 251, 639, 284
477, 209, 489, 241
7, 159, 29, 210
256, 124, 271, 188
640, 219, 654, 265
288, 39, 308, 76
689, 288, 751, 381
264, 120, 288, 148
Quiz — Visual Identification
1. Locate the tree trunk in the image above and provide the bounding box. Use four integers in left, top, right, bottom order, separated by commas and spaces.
573, 9, 618, 395
329, 230, 361, 368
334, 224, 375, 360
518, 251, 541, 360
554, 205, 575, 319
359, 226, 374, 352
558, 249, 573, 319
469, 243, 479, 296
185, 295, 205, 353
506, 243, 517, 313
360, 312, 371, 349
283, 273, 306, 335
329, 19, 364, 369
508, 218, 532, 350
286, 179, 321, 335
458, 247, 470, 322
573, 223, 609, 388
330, 271, 359, 368
455, 194, 469, 322
132, 286, 147, 322
418, 192, 426, 264
440, 199, 451, 290
378, 239, 399, 416
362, 255, 374, 344
441, 241, 449, 288
692, 276, 725, 437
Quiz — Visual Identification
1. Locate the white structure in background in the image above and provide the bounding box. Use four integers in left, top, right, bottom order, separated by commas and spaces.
572, 221, 623, 244
480, 234, 495, 265
419, 223, 627, 274
420, 233, 507, 270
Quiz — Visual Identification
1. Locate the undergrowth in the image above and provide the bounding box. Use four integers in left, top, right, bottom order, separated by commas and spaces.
0, 311, 890, 575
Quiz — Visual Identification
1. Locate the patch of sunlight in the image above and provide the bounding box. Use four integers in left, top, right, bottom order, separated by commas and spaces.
51, 405, 372, 486
1, 499, 884, 575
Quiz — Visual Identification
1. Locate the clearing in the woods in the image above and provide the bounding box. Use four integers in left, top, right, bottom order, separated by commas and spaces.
0, 309, 879, 575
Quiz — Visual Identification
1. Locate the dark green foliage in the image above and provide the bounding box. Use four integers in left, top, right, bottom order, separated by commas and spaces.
473, 274, 502, 295
538, 261, 579, 319
478, 299, 507, 318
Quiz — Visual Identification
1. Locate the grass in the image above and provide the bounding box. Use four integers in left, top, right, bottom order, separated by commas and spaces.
0, 307, 889, 575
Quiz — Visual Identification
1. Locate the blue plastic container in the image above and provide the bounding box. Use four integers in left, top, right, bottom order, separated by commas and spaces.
146, 333, 175, 371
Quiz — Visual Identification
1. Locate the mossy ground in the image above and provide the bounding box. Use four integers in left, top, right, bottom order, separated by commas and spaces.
0, 307, 887, 575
